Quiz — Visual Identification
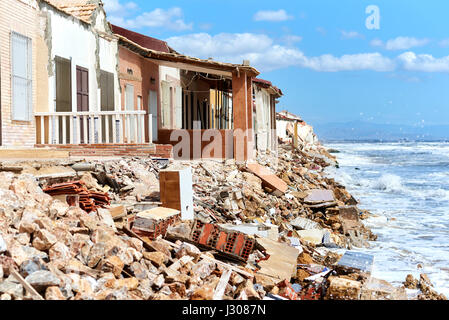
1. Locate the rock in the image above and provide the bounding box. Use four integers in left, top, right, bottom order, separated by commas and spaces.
167, 223, 192, 240
191, 260, 215, 279
191, 283, 215, 300
327, 277, 362, 300
143, 251, 169, 268
0, 234, 7, 253
102, 256, 124, 277
361, 277, 407, 300
45, 286, 66, 300
97, 208, 117, 232
129, 262, 149, 279
86, 243, 106, 268
0, 280, 23, 298
15, 233, 30, 245
0, 293, 12, 300
19, 258, 48, 277
105, 277, 139, 291
254, 274, 276, 291
48, 200, 69, 218
175, 242, 201, 259
49, 242, 71, 262
32, 229, 57, 251
0, 266, 3, 279
404, 274, 419, 289
153, 274, 165, 289
25, 270, 61, 292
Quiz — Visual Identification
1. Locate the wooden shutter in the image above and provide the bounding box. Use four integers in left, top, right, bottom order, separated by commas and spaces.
175, 86, 182, 129
76, 66, 89, 112
100, 70, 114, 111
161, 81, 170, 128
55, 56, 72, 112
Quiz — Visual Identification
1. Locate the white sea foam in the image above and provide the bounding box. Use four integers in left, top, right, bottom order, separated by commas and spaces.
326, 141, 449, 296
372, 174, 404, 192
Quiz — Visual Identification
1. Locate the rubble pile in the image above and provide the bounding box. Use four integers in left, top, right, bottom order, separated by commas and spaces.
43, 181, 110, 213
0, 140, 446, 300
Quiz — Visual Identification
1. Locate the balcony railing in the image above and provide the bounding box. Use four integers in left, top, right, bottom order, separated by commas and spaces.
35, 110, 153, 145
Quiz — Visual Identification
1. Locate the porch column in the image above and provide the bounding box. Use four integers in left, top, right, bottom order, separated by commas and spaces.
232, 71, 253, 161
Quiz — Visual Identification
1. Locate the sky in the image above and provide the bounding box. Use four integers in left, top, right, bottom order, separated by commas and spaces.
103, 0, 449, 129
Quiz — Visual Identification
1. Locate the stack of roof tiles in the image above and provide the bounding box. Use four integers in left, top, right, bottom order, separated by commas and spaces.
43, 181, 110, 212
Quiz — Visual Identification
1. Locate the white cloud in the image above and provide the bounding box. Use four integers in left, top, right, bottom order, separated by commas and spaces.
167, 32, 449, 74
397, 52, 449, 72
438, 38, 449, 47
341, 30, 364, 40
370, 38, 384, 47
281, 35, 303, 45
104, 3, 193, 31
166, 33, 274, 58
253, 9, 293, 22
303, 53, 395, 72
166, 32, 395, 72
103, 0, 137, 13
372, 37, 430, 51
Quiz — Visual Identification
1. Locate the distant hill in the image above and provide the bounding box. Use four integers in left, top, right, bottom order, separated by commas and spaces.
314, 121, 449, 142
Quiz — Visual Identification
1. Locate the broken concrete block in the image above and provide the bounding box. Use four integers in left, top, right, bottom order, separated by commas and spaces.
304, 189, 334, 204
256, 237, 301, 282
296, 229, 327, 245
336, 251, 374, 275
290, 216, 322, 230
103, 256, 125, 277
143, 251, 169, 268
45, 286, 67, 300
32, 229, 57, 251
132, 207, 181, 240
246, 163, 288, 195
361, 277, 408, 300
25, 270, 61, 292
327, 277, 362, 300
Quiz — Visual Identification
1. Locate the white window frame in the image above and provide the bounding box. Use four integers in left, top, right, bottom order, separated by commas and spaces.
11, 32, 32, 121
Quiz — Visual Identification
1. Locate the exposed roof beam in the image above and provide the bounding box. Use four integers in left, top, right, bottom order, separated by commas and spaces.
146, 58, 233, 78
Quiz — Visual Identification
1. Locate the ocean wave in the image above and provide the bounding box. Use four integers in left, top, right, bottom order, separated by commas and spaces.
372, 174, 404, 192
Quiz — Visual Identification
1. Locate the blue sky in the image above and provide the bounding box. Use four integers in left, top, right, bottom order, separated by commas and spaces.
104, 0, 449, 128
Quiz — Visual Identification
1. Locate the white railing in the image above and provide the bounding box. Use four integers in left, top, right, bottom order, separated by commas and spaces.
35, 110, 153, 145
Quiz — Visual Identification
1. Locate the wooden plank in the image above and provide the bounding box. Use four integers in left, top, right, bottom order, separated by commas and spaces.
9, 268, 45, 301
213, 268, 232, 300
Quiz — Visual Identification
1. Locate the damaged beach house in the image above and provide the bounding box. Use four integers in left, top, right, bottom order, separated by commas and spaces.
0, 0, 427, 303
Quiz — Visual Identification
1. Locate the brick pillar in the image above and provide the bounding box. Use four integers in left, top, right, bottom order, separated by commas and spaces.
232, 71, 249, 161
246, 76, 254, 160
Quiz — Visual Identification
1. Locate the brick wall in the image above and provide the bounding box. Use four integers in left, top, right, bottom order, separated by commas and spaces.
158, 129, 234, 160
118, 47, 160, 142
0, 0, 39, 147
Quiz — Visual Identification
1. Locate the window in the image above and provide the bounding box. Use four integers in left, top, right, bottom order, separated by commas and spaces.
125, 84, 134, 111
100, 70, 114, 111
11, 32, 32, 121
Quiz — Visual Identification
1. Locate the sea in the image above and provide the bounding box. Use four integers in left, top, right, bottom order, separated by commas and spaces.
324, 141, 449, 297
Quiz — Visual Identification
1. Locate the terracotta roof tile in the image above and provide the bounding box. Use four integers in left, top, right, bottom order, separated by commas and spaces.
42, 0, 99, 24
111, 24, 172, 53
